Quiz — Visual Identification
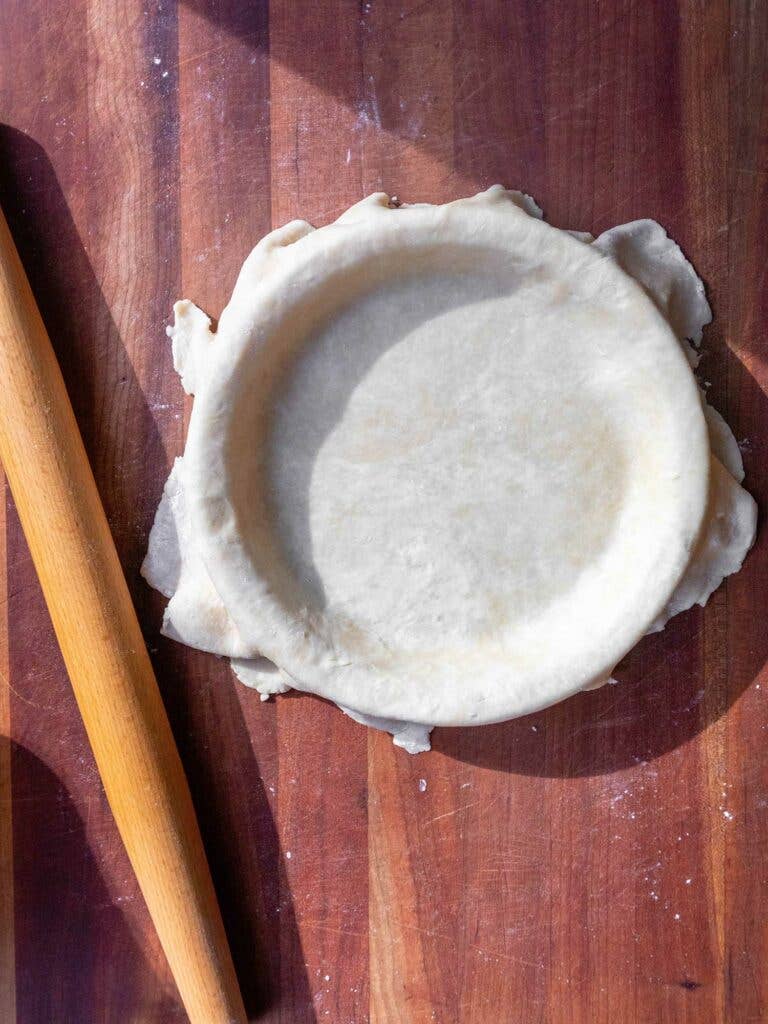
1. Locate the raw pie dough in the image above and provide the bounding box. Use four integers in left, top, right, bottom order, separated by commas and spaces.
143, 188, 757, 753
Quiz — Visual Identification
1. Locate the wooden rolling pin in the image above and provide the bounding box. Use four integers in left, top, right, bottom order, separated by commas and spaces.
0, 207, 247, 1023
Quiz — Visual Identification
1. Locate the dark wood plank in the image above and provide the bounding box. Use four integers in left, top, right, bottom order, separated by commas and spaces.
0, 0, 183, 1020
0, 1, 766, 1021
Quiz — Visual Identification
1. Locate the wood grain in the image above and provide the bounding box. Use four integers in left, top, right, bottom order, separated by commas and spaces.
0, 1, 767, 1022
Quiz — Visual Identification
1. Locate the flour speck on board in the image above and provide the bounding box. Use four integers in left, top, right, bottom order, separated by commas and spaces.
356, 74, 382, 130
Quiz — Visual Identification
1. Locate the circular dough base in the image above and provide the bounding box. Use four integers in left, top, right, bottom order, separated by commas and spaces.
269, 265, 628, 647
183, 190, 711, 725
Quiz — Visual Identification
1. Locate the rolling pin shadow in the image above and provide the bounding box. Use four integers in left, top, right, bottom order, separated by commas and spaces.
0, 130, 248, 1024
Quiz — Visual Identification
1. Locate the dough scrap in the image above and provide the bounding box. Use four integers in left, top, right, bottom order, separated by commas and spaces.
143, 188, 756, 752
703, 402, 745, 482
168, 300, 214, 395
231, 657, 292, 700
592, 219, 712, 363
648, 456, 756, 632
143, 458, 251, 657
339, 706, 433, 755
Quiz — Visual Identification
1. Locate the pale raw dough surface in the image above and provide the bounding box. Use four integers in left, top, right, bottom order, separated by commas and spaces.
142, 188, 756, 751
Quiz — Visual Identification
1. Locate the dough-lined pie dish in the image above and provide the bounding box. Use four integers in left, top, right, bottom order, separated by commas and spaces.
143, 188, 757, 753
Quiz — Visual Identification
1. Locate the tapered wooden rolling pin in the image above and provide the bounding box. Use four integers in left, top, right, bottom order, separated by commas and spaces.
0, 205, 247, 1024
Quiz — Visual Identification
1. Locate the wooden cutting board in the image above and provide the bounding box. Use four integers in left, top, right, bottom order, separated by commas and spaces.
0, 2, 766, 1021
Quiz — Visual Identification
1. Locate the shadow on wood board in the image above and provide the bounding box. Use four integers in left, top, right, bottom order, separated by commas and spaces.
0, 125, 317, 1022
4, 739, 185, 1022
